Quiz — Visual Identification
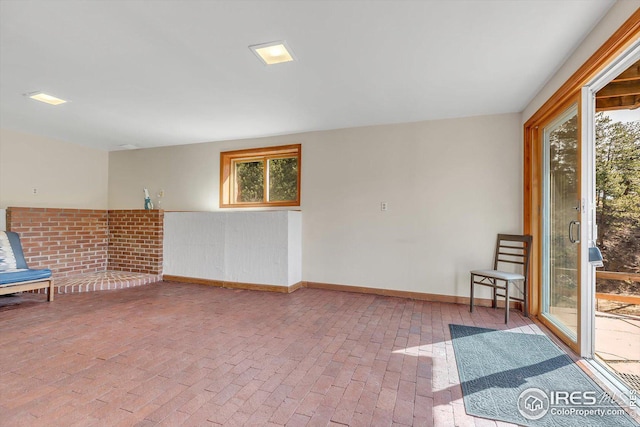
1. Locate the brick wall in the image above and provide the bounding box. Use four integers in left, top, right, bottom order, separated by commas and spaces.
107, 210, 164, 275
6, 207, 165, 277
6, 207, 108, 277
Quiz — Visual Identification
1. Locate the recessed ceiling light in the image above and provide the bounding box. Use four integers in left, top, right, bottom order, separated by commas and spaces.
119, 144, 139, 150
249, 41, 295, 65
25, 92, 68, 105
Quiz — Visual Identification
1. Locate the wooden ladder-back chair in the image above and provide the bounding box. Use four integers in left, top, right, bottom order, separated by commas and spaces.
470, 234, 532, 323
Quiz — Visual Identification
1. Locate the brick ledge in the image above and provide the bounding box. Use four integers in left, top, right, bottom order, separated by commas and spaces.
33, 271, 162, 294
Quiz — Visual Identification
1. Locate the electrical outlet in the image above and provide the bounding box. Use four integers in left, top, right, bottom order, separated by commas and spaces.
381, 202, 388, 211
32, 188, 37, 195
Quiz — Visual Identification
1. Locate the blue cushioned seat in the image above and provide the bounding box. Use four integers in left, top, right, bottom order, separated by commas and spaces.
0, 231, 54, 301
0, 268, 52, 285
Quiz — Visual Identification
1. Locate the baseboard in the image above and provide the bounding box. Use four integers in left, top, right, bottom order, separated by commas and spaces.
304, 281, 522, 309
288, 281, 305, 293
162, 275, 304, 294
162, 275, 520, 309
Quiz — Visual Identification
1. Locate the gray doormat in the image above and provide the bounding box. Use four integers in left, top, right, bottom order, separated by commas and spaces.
449, 324, 639, 426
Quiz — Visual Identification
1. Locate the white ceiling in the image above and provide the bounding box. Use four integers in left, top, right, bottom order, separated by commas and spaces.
0, 0, 615, 151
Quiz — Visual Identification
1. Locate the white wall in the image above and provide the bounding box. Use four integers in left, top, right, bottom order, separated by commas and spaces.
523, 0, 640, 121
111, 113, 522, 297
288, 212, 302, 286
302, 116, 521, 296
0, 208, 5, 231
163, 211, 302, 287
109, 142, 220, 211
0, 128, 109, 209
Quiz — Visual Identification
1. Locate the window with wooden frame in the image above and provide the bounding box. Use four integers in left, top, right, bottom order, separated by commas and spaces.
220, 144, 301, 208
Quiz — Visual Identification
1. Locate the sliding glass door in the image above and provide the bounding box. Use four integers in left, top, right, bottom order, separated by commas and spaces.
524, 11, 639, 373
541, 103, 581, 349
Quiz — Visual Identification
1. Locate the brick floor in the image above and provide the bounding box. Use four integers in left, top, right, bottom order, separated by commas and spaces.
0, 282, 557, 426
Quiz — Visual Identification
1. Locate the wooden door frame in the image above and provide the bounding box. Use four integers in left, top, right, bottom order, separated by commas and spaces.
523, 9, 640, 353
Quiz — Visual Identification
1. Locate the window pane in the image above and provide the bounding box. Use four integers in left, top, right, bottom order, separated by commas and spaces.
221, 144, 300, 208
235, 161, 264, 203
542, 107, 579, 338
268, 157, 298, 202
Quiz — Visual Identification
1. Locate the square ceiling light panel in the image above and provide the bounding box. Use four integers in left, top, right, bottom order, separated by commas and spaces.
250, 41, 296, 65
26, 92, 68, 105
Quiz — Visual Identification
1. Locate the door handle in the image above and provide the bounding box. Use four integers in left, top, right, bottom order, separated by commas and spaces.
569, 220, 581, 244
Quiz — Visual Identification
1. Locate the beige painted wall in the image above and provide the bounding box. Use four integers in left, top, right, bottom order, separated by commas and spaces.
0, 128, 108, 209
110, 113, 522, 297
522, 0, 640, 121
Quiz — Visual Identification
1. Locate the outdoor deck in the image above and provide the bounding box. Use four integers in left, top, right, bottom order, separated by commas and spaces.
595, 309, 640, 393
595, 271, 640, 393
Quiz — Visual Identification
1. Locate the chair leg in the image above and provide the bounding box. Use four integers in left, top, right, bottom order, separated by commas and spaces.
523, 280, 528, 318
48, 279, 55, 302
470, 274, 474, 313
492, 280, 497, 309
504, 281, 510, 324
